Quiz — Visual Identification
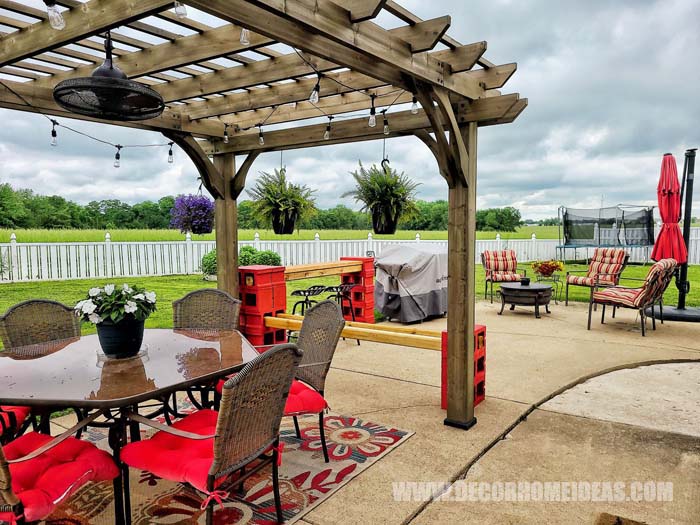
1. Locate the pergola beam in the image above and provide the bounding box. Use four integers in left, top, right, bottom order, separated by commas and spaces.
432, 42, 487, 73
0, 0, 173, 66
342, 0, 387, 22
390, 16, 451, 53
206, 94, 521, 154
183, 0, 484, 100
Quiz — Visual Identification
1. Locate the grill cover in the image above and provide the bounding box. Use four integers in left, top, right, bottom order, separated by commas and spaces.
374, 244, 448, 323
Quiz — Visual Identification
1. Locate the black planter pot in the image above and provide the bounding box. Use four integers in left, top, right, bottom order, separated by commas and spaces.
96, 317, 145, 359
271, 211, 296, 235
371, 209, 399, 235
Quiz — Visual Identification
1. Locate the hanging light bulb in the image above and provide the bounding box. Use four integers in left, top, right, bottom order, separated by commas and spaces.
240, 28, 250, 46
173, 1, 187, 18
258, 127, 265, 146
324, 116, 333, 140
368, 94, 377, 128
382, 111, 390, 135
223, 124, 230, 144
309, 74, 321, 104
50, 120, 58, 147
411, 96, 419, 115
43, 1, 65, 31
114, 146, 122, 168
167, 142, 174, 164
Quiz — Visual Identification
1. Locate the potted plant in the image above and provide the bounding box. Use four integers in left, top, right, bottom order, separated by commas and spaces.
170, 194, 215, 235
247, 168, 316, 234
531, 260, 564, 278
342, 162, 419, 234
75, 284, 157, 359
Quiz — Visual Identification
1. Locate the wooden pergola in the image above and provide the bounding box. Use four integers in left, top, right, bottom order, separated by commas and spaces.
0, 0, 526, 429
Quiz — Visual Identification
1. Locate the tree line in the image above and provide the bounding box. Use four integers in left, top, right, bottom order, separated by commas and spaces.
0, 182, 527, 232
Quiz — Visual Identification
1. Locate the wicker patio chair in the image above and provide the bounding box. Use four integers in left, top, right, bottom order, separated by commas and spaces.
0, 300, 80, 443
565, 248, 630, 305
0, 410, 120, 524
173, 289, 242, 330
481, 250, 528, 303
285, 301, 345, 462
121, 343, 302, 525
587, 259, 677, 336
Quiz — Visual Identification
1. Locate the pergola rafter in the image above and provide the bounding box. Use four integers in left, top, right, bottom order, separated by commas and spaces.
0, 0, 526, 431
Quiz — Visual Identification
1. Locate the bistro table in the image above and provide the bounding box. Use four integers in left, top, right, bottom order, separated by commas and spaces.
0, 328, 259, 524
498, 282, 553, 319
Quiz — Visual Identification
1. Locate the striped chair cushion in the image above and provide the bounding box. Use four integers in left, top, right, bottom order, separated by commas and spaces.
566, 274, 617, 287
489, 272, 523, 282
593, 287, 642, 308
482, 250, 518, 273
586, 248, 627, 283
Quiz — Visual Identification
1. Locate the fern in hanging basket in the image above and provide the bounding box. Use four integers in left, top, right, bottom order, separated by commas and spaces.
247, 168, 316, 234
342, 161, 419, 235
170, 194, 215, 235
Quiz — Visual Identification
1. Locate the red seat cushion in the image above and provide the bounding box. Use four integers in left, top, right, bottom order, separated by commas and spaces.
284, 380, 327, 416
0, 406, 31, 435
121, 409, 218, 493
3, 432, 119, 522
487, 272, 523, 282
593, 286, 643, 308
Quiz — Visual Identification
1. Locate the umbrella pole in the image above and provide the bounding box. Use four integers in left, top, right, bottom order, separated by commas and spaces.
676, 148, 696, 309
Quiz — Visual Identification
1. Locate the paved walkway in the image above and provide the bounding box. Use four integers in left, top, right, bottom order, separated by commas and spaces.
301, 300, 700, 525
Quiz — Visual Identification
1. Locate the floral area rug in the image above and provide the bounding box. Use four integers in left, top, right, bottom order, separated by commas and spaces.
42, 407, 413, 524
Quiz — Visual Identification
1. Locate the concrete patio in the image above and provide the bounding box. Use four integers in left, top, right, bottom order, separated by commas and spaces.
301, 300, 700, 524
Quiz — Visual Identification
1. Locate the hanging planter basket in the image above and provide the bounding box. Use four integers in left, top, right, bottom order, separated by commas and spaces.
271, 210, 297, 235
371, 207, 399, 235
170, 194, 215, 235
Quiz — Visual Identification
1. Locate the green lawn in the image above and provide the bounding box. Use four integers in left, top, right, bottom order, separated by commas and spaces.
1, 264, 697, 350
0, 226, 560, 243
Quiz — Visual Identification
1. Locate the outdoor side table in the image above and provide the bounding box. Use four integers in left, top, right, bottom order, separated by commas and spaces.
535, 273, 563, 303
498, 282, 553, 319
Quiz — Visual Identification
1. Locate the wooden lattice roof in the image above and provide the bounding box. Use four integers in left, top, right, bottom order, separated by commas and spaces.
0, 0, 526, 155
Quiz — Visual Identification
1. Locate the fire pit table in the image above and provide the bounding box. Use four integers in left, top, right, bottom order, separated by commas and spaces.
498, 282, 553, 319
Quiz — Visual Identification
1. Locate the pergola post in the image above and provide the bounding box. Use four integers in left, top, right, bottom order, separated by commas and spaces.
213, 154, 239, 298
414, 85, 477, 429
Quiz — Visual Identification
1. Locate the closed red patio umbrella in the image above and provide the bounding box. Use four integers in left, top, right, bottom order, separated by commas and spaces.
651, 153, 687, 264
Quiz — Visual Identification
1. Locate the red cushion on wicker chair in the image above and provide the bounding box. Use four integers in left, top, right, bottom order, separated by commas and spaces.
121, 409, 218, 493
3, 432, 119, 522
0, 406, 31, 435
284, 380, 327, 416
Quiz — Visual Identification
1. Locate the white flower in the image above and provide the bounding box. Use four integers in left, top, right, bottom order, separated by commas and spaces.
88, 287, 101, 297
88, 313, 103, 324
104, 284, 115, 295
133, 293, 145, 301
124, 301, 138, 314
145, 291, 157, 304
81, 300, 97, 315
74, 300, 86, 311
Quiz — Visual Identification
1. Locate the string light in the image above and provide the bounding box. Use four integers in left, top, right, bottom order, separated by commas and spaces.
309, 73, 321, 104
368, 94, 377, 128
411, 96, 419, 114
173, 2, 187, 18
324, 116, 334, 140
113, 145, 122, 168
223, 124, 230, 144
43, 1, 65, 30
240, 28, 250, 46
50, 120, 58, 147
168, 142, 174, 163
382, 110, 389, 135
258, 127, 265, 146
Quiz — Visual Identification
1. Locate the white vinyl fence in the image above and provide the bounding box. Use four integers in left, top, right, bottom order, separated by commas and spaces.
1, 229, 698, 283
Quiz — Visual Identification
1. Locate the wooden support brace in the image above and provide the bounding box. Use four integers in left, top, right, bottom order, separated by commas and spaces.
231, 151, 261, 199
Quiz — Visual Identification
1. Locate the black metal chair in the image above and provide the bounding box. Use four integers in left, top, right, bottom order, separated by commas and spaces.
326, 283, 360, 345
291, 285, 327, 315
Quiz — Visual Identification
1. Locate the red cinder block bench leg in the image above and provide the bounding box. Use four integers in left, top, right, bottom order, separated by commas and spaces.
441, 325, 486, 409
238, 265, 287, 350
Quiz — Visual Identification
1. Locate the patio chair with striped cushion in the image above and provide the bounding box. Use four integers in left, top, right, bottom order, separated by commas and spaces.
565, 248, 630, 305
587, 258, 677, 336
481, 250, 527, 303
0, 300, 81, 443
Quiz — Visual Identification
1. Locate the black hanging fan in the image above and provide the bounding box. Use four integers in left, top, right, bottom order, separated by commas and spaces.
53, 31, 165, 122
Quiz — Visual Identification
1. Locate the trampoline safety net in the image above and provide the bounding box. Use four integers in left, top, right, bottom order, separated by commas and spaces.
560, 205, 655, 247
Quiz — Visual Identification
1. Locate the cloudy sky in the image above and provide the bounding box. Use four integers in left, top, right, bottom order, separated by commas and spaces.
1, 0, 699, 220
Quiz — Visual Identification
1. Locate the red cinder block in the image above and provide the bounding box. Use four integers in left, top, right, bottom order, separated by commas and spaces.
239, 265, 286, 287
441, 326, 486, 410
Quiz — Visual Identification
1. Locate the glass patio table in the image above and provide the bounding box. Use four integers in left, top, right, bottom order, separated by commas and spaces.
0, 329, 259, 409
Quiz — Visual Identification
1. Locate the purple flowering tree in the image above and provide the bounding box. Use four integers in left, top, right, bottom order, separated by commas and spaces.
170, 194, 215, 234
